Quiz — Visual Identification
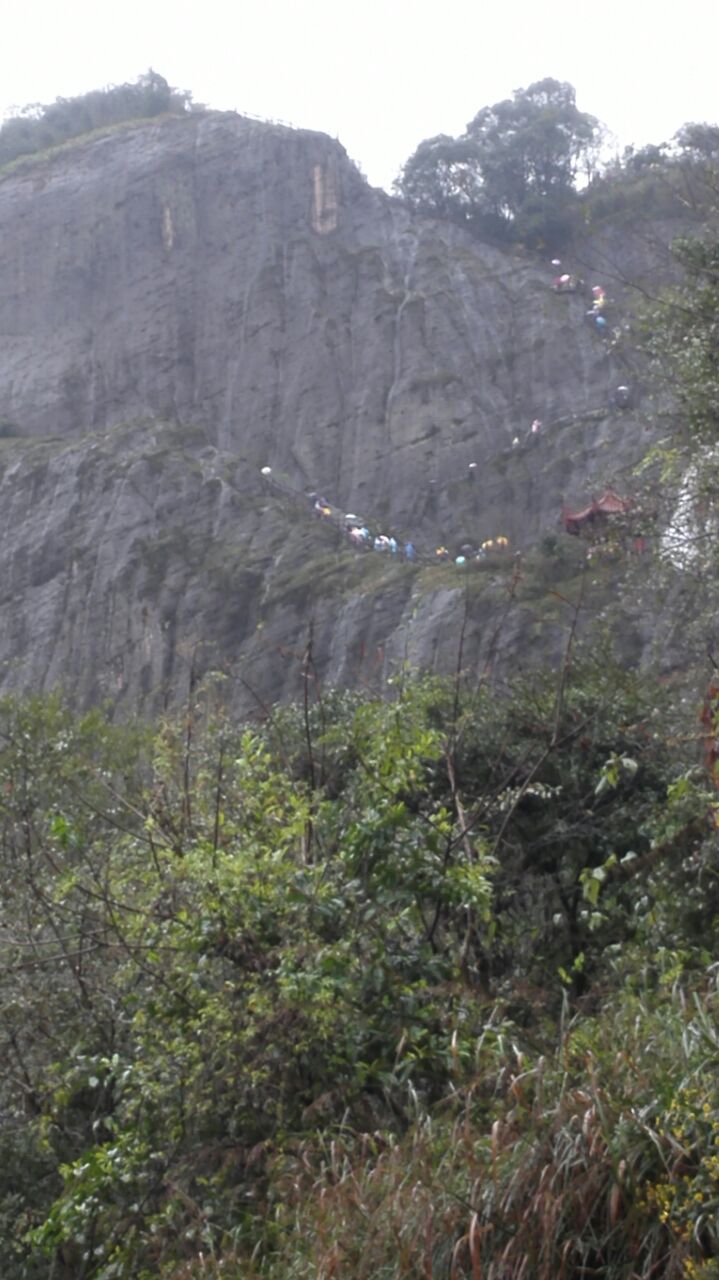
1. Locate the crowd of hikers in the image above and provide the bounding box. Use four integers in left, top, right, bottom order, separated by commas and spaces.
259, 468, 514, 569
259, 258, 635, 570
310, 494, 513, 567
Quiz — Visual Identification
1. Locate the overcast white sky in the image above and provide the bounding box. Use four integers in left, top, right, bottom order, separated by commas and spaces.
2, 0, 718, 190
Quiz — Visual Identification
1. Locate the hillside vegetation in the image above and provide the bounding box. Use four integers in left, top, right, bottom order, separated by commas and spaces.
0, 646, 717, 1278
0, 71, 191, 170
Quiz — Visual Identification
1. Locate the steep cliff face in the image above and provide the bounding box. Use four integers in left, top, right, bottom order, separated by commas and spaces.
0, 112, 683, 710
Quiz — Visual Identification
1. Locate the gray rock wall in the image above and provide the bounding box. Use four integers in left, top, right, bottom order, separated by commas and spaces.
0, 112, 681, 712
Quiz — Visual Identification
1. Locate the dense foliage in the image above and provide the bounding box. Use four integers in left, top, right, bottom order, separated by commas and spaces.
395, 78, 601, 246
1, 647, 718, 1277
0, 71, 191, 169
645, 234, 719, 449
395, 80, 719, 252
629, 198, 719, 588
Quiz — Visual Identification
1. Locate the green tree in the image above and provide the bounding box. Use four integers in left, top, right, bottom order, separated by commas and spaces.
466, 78, 600, 212
395, 78, 601, 246
676, 121, 719, 162
393, 133, 506, 238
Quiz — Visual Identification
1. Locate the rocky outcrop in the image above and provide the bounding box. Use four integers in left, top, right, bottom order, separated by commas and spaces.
0, 111, 686, 711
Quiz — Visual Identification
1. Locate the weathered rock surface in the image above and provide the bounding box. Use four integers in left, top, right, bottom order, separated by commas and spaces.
0, 112, 690, 711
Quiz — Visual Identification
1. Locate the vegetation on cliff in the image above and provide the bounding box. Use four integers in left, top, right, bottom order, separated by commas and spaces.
0, 71, 191, 169
396, 77, 719, 250
395, 78, 601, 246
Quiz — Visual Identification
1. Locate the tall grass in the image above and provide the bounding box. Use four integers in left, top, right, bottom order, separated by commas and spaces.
215, 967, 719, 1279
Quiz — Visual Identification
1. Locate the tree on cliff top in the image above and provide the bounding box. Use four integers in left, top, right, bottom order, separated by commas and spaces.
466, 78, 600, 209
0, 71, 192, 169
396, 78, 602, 246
